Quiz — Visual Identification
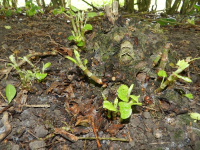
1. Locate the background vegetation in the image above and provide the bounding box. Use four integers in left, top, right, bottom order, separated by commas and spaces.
0, 0, 200, 15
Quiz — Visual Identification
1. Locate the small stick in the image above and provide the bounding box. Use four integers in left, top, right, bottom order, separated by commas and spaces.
0, 90, 6, 101
78, 137, 129, 142
0, 104, 13, 114
22, 104, 50, 108
91, 117, 101, 148
81, 0, 99, 11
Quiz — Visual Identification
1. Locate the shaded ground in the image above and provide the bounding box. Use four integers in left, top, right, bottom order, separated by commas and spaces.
0, 13, 200, 150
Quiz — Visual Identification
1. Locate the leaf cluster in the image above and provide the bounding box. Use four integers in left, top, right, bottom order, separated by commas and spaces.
7, 55, 51, 89
103, 84, 142, 120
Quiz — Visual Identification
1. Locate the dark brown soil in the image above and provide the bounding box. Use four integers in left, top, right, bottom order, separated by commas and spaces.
0, 13, 200, 150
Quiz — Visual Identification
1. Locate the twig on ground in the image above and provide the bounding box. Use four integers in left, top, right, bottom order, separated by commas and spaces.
91, 117, 101, 148
78, 137, 129, 142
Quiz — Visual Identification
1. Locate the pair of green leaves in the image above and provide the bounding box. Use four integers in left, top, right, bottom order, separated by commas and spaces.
103, 84, 142, 120
36, 62, 51, 81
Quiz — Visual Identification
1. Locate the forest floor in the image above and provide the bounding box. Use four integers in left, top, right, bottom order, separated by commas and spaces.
0, 13, 200, 150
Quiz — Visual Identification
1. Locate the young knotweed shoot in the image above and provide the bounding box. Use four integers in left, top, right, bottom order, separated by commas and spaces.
117, 84, 142, 120
7, 54, 51, 89
64, 6, 93, 48
157, 70, 167, 89
103, 84, 142, 120
155, 57, 200, 93
102, 93, 118, 120
66, 49, 103, 85
35, 62, 51, 82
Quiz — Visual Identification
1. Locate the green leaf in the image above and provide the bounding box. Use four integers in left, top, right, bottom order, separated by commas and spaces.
158, 70, 167, 78
187, 17, 195, 25
35, 73, 47, 81
102, 93, 107, 101
176, 59, 189, 70
189, 113, 200, 120
118, 102, 132, 119
87, 12, 98, 18
5, 9, 12, 17
69, 5, 79, 12
103, 101, 117, 112
84, 59, 88, 66
173, 73, 192, 82
43, 62, 51, 70
65, 56, 77, 64
60, 7, 65, 12
183, 93, 193, 99
66, 10, 75, 16
9, 55, 16, 64
114, 98, 118, 108
77, 41, 84, 46
157, 18, 176, 26
83, 24, 92, 31
27, 70, 33, 74
68, 35, 74, 41
129, 95, 140, 103
193, 4, 200, 11
52, 9, 59, 15
117, 84, 129, 102
4, 26, 11, 29
99, 12, 105, 16
127, 84, 134, 99
6, 84, 16, 104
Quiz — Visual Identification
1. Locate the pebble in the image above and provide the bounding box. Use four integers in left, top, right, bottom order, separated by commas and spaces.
29, 140, 46, 150
154, 130, 162, 138
143, 112, 151, 119
130, 117, 140, 127
11, 144, 19, 150
34, 125, 48, 138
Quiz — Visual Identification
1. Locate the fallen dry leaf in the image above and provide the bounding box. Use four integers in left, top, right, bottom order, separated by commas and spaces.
75, 115, 91, 127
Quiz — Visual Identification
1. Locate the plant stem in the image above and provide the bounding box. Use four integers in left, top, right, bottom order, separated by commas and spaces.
78, 137, 129, 142
158, 43, 171, 70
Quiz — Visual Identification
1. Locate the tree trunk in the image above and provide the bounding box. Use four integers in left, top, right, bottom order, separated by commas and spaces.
166, 0, 181, 15
180, 0, 197, 14
124, 0, 134, 13
137, 0, 151, 12
12, 0, 18, 8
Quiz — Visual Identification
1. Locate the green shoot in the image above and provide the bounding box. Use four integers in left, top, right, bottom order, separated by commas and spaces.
7, 54, 51, 89
117, 84, 142, 119
6, 84, 16, 104
64, 5, 93, 48
155, 57, 200, 93
103, 84, 142, 120
66, 49, 103, 85
157, 70, 167, 89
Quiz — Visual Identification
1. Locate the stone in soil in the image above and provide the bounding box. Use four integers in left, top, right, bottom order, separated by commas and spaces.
29, 140, 46, 150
